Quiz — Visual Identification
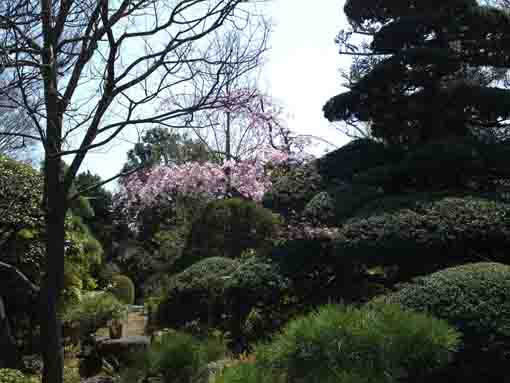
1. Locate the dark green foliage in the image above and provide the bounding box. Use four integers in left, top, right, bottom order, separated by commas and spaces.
303, 192, 336, 224
269, 238, 360, 305
325, 0, 510, 144
317, 138, 401, 183
73, 171, 114, 251
263, 162, 323, 216
0, 157, 105, 355
182, 198, 280, 268
0, 368, 37, 383
332, 195, 510, 274
123, 128, 213, 172
384, 262, 510, 380
156, 257, 238, 328
0, 156, 45, 284
61, 292, 126, 336
156, 256, 290, 343
123, 330, 227, 383
350, 139, 510, 192
215, 362, 279, 383
218, 303, 459, 383
110, 275, 136, 305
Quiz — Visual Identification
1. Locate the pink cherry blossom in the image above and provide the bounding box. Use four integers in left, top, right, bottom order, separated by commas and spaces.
114, 150, 291, 222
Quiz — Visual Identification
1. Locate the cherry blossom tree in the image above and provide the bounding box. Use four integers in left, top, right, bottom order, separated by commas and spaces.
190, 86, 309, 161
115, 147, 289, 225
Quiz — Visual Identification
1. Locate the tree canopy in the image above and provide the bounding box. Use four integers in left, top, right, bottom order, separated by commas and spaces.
324, 0, 510, 144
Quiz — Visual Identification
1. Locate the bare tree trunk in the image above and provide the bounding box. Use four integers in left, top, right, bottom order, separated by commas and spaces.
40, 115, 66, 383
40, 165, 66, 383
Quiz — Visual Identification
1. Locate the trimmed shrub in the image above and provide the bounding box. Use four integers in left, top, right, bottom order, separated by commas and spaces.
181, 198, 280, 269
332, 195, 510, 274
110, 275, 136, 305
156, 257, 239, 329
0, 369, 38, 383
263, 162, 323, 216
303, 192, 336, 224
123, 330, 227, 383
156, 257, 291, 344
217, 303, 459, 383
61, 292, 126, 336
317, 138, 401, 184
384, 262, 510, 380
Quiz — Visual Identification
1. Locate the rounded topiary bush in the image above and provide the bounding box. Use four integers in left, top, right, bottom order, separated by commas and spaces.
156, 257, 239, 328
303, 191, 336, 224
110, 274, 136, 305
263, 162, 323, 216
181, 198, 280, 268
384, 262, 510, 381
156, 256, 290, 343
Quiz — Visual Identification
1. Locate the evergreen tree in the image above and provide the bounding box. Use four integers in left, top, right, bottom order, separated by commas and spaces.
324, 0, 510, 145
123, 128, 213, 171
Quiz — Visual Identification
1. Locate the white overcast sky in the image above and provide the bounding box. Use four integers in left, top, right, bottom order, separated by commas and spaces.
79, 0, 351, 187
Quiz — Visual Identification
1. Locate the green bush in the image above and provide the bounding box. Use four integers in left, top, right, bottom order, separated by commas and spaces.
123, 330, 227, 383
110, 274, 136, 305
317, 138, 401, 184
332, 195, 510, 273
156, 256, 290, 344
303, 192, 336, 223
0, 369, 38, 383
383, 262, 510, 380
61, 292, 126, 336
156, 257, 239, 328
249, 303, 459, 383
263, 162, 323, 216
0, 156, 45, 286
181, 198, 280, 268
214, 362, 281, 383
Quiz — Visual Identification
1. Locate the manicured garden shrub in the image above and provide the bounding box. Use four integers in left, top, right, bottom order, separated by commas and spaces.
383, 262, 510, 381
156, 257, 239, 328
61, 292, 126, 336
0, 369, 26, 383
110, 275, 136, 305
263, 162, 323, 216
216, 303, 459, 383
0, 369, 38, 383
317, 138, 401, 184
156, 256, 291, 346
181, 198, 280, 269
123, 330, 227, 383
303, 191, 336, 223
332, 195, 510, 275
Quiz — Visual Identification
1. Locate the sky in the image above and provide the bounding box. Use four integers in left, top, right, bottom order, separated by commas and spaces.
79, 0, 351, 189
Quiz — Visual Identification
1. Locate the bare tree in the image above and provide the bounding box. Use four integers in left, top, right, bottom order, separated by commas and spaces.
0, 103, 40, 162
0, 0, 268, 381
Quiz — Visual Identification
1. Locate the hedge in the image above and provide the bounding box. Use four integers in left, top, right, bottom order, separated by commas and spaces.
383, 262, 510, 381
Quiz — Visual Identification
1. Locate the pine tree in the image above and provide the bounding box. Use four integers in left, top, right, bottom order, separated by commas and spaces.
324, 0, 510, 145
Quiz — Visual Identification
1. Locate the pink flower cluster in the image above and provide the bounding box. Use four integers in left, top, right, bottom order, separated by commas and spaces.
116, 148, 290, 212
